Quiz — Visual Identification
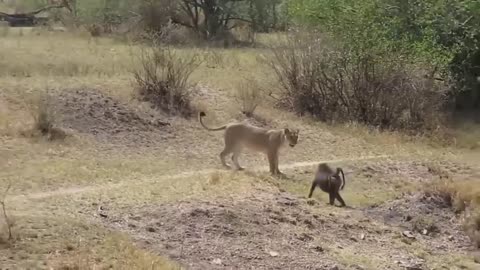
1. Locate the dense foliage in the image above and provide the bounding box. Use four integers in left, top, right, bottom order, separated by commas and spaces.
289, 0, 480, 113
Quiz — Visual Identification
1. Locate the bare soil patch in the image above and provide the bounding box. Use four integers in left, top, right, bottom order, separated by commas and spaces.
97, 185, 475, 270
100, 191, 340, 270
364, 193, 472, 251
54, 88, 174, 146
345, 158, 475, 184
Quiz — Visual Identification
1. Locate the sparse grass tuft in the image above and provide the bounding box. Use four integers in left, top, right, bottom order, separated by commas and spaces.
234, 78, 264, 117
464, 210, 480, 248
24, 93, 66, 141
424, 178, 480, 212
0, 182, 13, 244
424, 177, 480, 248
134, 43, 201, 117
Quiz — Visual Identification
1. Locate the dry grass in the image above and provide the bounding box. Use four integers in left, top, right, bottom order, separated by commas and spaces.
1, 28, 480, 268
0, 213, 179, 270
134, 44, 201, 117
234, 78, 264, 117
424, 177, 480, 247
24, 92, 67, 141
424, 178, 480, 212
55, 233, 181, 270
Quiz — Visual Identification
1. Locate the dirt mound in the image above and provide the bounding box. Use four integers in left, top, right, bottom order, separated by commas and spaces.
364, 193, 471, 250
349, 159, 474, 185
97, 187, 469, 270
102, 192, 342, 270
54, 89, 174, 145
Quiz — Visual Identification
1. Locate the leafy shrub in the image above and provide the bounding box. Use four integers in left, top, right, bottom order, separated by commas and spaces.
288, 0, 480, 114
269, 32, 448, 131
133, 44, 201, 117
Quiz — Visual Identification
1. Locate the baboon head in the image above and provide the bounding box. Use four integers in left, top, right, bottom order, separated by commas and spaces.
317, 163, 333, 174
284, 128, 299, 147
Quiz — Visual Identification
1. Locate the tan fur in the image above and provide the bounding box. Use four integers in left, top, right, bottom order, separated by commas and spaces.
198, 112, 299, 175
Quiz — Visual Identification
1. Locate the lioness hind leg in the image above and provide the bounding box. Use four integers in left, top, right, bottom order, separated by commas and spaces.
220, 147, 233, 169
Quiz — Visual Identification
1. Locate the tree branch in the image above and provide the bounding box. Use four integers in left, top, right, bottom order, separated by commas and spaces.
170, 16, 194, 29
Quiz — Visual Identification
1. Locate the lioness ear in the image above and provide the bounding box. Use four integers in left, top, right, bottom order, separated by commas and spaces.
284, 128, 290, 134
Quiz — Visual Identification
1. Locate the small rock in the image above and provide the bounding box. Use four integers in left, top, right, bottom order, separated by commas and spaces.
145, 227, 156, 232
297, 233, 314, 242
360, 233, 366, 240
422, 229, 428, 235
473, 253, 480, 264
99, 212, 108, 218
212, 258, 222, 265
304, 219, 314, 228
306, 199, 316, 206
312, 245, 324, 252
268, 251, 279, 257
402, 231, 415, 239
405, 264, 423, 270
448, 235, 454, 241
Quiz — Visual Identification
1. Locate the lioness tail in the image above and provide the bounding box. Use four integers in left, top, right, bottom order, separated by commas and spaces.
198, 112, 227, 131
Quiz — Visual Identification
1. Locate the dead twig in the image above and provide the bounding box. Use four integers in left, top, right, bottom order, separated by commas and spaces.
0, 182, 12, 240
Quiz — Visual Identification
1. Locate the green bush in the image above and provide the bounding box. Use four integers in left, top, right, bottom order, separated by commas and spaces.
288, 0, 480, 113
269, 31, 447, 131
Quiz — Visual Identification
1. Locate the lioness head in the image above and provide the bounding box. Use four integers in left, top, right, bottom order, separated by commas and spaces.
284, 128, 299, 147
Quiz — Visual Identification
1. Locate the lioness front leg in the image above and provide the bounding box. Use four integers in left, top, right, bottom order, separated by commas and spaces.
273, 153, 284, 176
232, 149, 244, 171
273, 152, 285, 176
267, 151, 276, 175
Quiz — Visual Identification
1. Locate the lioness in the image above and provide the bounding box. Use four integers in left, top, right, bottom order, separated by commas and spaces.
198, 111, 299, 175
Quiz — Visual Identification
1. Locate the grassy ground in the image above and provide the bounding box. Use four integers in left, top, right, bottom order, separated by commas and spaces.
1, 28, 480, 269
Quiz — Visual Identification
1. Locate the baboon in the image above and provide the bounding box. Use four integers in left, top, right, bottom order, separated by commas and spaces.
308, 163, 346, 207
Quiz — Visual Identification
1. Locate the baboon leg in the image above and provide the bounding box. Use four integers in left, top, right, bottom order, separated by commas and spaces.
335, 192, 346, 207
308, 182, 316, 198
328, 191, 335, 205
232, 148, 244, 171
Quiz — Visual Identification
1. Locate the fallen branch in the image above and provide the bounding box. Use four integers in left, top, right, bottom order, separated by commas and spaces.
0, 3, 70, 27
0, 182, 12, 240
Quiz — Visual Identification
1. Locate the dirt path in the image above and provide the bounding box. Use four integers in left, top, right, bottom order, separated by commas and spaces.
12, 154, 392, 202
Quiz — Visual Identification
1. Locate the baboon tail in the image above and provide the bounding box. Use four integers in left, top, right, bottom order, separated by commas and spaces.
338, 168, 346, 190
198, 112, 227, 131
